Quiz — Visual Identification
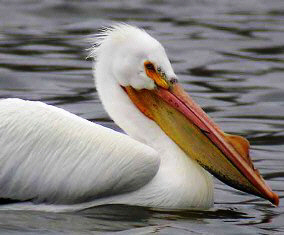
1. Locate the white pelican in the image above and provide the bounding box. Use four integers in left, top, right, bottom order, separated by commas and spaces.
0, 24, 278, 211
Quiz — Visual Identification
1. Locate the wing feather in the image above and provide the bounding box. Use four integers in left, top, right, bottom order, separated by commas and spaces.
0, 99, 160, 204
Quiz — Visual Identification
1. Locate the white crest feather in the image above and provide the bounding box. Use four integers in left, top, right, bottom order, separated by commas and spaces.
87, 23, 148, 59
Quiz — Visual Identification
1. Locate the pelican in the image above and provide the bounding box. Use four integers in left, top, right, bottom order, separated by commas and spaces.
0, 24, 278, 212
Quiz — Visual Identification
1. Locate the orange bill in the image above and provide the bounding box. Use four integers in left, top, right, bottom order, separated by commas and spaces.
123, 84, 279, 206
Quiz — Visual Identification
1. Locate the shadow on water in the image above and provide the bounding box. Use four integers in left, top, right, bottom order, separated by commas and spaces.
0, 205, 255, 234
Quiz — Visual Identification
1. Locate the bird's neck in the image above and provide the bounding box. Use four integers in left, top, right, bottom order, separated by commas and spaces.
94, 62, 162, 147
94, 63, 214, 207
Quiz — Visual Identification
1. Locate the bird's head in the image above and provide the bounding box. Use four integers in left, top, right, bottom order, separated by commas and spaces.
90, 24, 177, 90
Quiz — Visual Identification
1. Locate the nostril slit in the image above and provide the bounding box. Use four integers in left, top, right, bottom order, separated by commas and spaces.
170, 77, 178, 84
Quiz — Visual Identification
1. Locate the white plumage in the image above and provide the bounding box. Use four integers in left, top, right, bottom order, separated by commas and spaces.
0, 24, 214, 211
0, 99, 159, 202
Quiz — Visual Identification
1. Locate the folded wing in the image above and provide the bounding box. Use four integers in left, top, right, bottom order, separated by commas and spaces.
0, 99, 159, 204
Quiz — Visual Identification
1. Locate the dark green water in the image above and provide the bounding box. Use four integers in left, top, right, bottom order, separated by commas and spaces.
0, 0, 283, 234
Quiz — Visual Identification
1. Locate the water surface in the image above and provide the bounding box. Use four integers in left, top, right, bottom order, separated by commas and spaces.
0, 0, 284, 234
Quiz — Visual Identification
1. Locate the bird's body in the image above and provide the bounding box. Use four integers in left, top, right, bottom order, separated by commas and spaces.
0, 24, 278, 211
0, 98, 212, 211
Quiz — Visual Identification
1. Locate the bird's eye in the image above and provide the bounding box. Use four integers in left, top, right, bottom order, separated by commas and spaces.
145, 62, 155, 71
